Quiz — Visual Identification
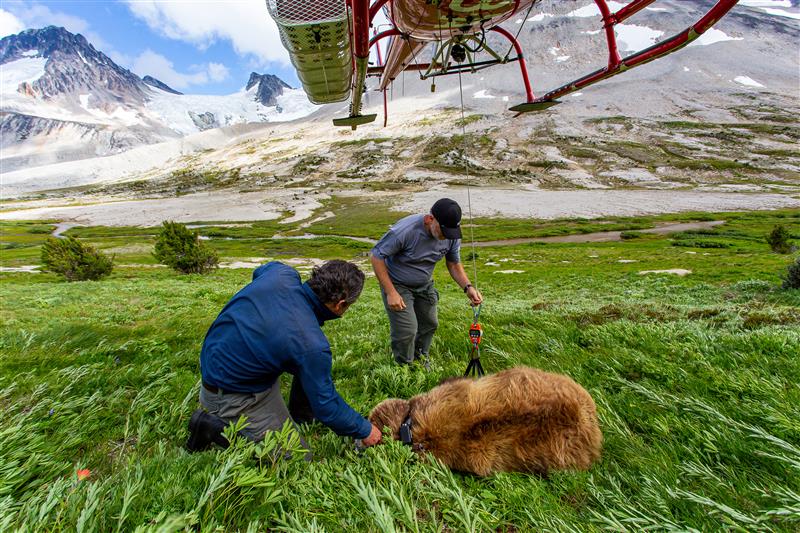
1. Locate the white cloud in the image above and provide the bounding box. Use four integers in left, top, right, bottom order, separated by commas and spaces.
207, 62, 229, 82
0, 8, 26, 37
123, 0, 289, 67
132, 49, 229, 90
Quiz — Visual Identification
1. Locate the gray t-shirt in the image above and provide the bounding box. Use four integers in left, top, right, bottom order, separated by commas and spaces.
371, 214, 461, 287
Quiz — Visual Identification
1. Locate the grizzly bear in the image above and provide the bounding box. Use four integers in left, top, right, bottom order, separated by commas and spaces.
368, 366, 602, 476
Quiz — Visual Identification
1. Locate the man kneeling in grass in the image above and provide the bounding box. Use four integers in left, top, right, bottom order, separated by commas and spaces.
186, 260, 382, 454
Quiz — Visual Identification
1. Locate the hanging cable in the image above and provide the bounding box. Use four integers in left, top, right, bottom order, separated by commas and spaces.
457, 68, 479, 290
456, 61, 484, 378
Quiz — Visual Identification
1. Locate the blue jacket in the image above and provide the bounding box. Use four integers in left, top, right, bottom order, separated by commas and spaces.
200, 262, 372, 439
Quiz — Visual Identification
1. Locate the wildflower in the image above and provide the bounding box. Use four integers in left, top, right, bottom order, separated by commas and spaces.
76, 469, 91, 481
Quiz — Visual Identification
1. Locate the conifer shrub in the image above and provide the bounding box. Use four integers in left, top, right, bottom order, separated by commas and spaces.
782, 256, 800, 290
153, 221, 219, 274
40, 237, 113, 281
766, 225, 793, 254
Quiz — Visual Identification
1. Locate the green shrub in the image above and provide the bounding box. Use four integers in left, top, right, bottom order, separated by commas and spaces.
153, 221, 219, 274
40, 237, 113, 281
28, 225, 54, 234
782, 256, 800, 289
620, 231, 643, 240
766, 225, 793, 254
671, 240, 732, 249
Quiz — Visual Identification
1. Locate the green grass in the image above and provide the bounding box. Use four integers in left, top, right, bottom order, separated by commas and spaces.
1, 210, 799, 530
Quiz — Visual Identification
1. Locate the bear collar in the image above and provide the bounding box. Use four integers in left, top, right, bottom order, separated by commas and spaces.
400, 415, 413, 445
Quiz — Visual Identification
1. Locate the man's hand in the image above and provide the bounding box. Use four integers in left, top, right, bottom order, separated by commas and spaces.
361, 424, 383, 447
387, 290, 407, 311
466, 286, 483, 306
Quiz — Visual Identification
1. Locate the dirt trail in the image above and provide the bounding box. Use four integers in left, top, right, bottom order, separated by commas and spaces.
269, 220, 725, 247
473, 220, 725, 247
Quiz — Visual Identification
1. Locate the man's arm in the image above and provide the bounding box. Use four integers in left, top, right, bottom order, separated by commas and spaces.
370, 254, 406, 311
446, 261, 483, 306
296, 348, 380, 443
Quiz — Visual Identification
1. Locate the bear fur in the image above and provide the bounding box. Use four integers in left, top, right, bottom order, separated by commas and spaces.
368, 366, 602, 476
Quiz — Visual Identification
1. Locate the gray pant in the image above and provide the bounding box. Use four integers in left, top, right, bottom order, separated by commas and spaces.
199, 381, 310, 453
381, 280, 439, 364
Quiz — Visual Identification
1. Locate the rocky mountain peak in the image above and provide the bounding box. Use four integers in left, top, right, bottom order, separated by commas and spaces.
143, 75, 183, 95
0, 26, 148, 104
1, 26, 88, 61
246, 72, 291, 106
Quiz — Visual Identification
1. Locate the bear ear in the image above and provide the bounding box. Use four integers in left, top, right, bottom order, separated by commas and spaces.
369, 398, 409, 439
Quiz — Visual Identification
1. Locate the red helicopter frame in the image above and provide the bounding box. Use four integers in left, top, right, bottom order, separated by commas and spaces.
266, 0, 740, 129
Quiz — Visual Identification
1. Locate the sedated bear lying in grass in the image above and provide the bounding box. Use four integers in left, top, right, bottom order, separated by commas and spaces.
369, 366, 602, 476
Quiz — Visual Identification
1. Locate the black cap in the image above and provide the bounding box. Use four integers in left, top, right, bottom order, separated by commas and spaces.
431, 198, 462, 239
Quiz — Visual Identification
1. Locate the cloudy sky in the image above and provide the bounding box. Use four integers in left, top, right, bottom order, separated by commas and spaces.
0, 0, 301, 94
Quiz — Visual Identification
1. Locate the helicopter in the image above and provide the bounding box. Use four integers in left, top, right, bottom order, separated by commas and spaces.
265, 0, 740, 129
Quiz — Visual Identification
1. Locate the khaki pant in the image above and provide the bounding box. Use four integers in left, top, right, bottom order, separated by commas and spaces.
381, 280, 439, 364
199, 379, 311, 455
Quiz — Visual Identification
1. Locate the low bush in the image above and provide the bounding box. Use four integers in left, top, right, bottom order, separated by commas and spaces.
40, 237, 113, 281
671, 240, 732, 249
766, 225, 793, 254
782, 256, 800, 289
153, 221, 219, 274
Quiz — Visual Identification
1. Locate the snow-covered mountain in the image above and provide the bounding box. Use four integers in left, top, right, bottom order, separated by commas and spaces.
0, 26, 317, 172
142, 76, 182, 95
246, 72, 291, 106
1, 1, 798, 199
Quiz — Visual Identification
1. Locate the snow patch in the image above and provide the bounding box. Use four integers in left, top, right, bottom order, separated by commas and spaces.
0, 56, 47, 93
760, 7, 800, 18
688, 28, 743, 47
738, 0, 790, 6
734, 76, 765, 87
21, 50, 39, 57
528, 13, 554, 22
615, 24, 664, 52
473, 90, 495, 99
567, 1, 627, 17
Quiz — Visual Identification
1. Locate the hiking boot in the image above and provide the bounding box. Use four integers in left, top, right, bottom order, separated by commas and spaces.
414, 352, 431, 371
422, 355, 431, 371
186, 409, 235, 452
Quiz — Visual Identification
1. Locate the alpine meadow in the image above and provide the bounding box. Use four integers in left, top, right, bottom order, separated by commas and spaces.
1, 208, 798, 531
2, 0, 800, 530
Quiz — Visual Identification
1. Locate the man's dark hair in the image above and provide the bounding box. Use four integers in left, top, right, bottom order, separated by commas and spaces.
307, 260, 365, 304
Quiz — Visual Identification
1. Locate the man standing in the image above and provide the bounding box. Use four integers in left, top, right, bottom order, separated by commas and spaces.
186, 260, 382, 452
371, 198, 483, 366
